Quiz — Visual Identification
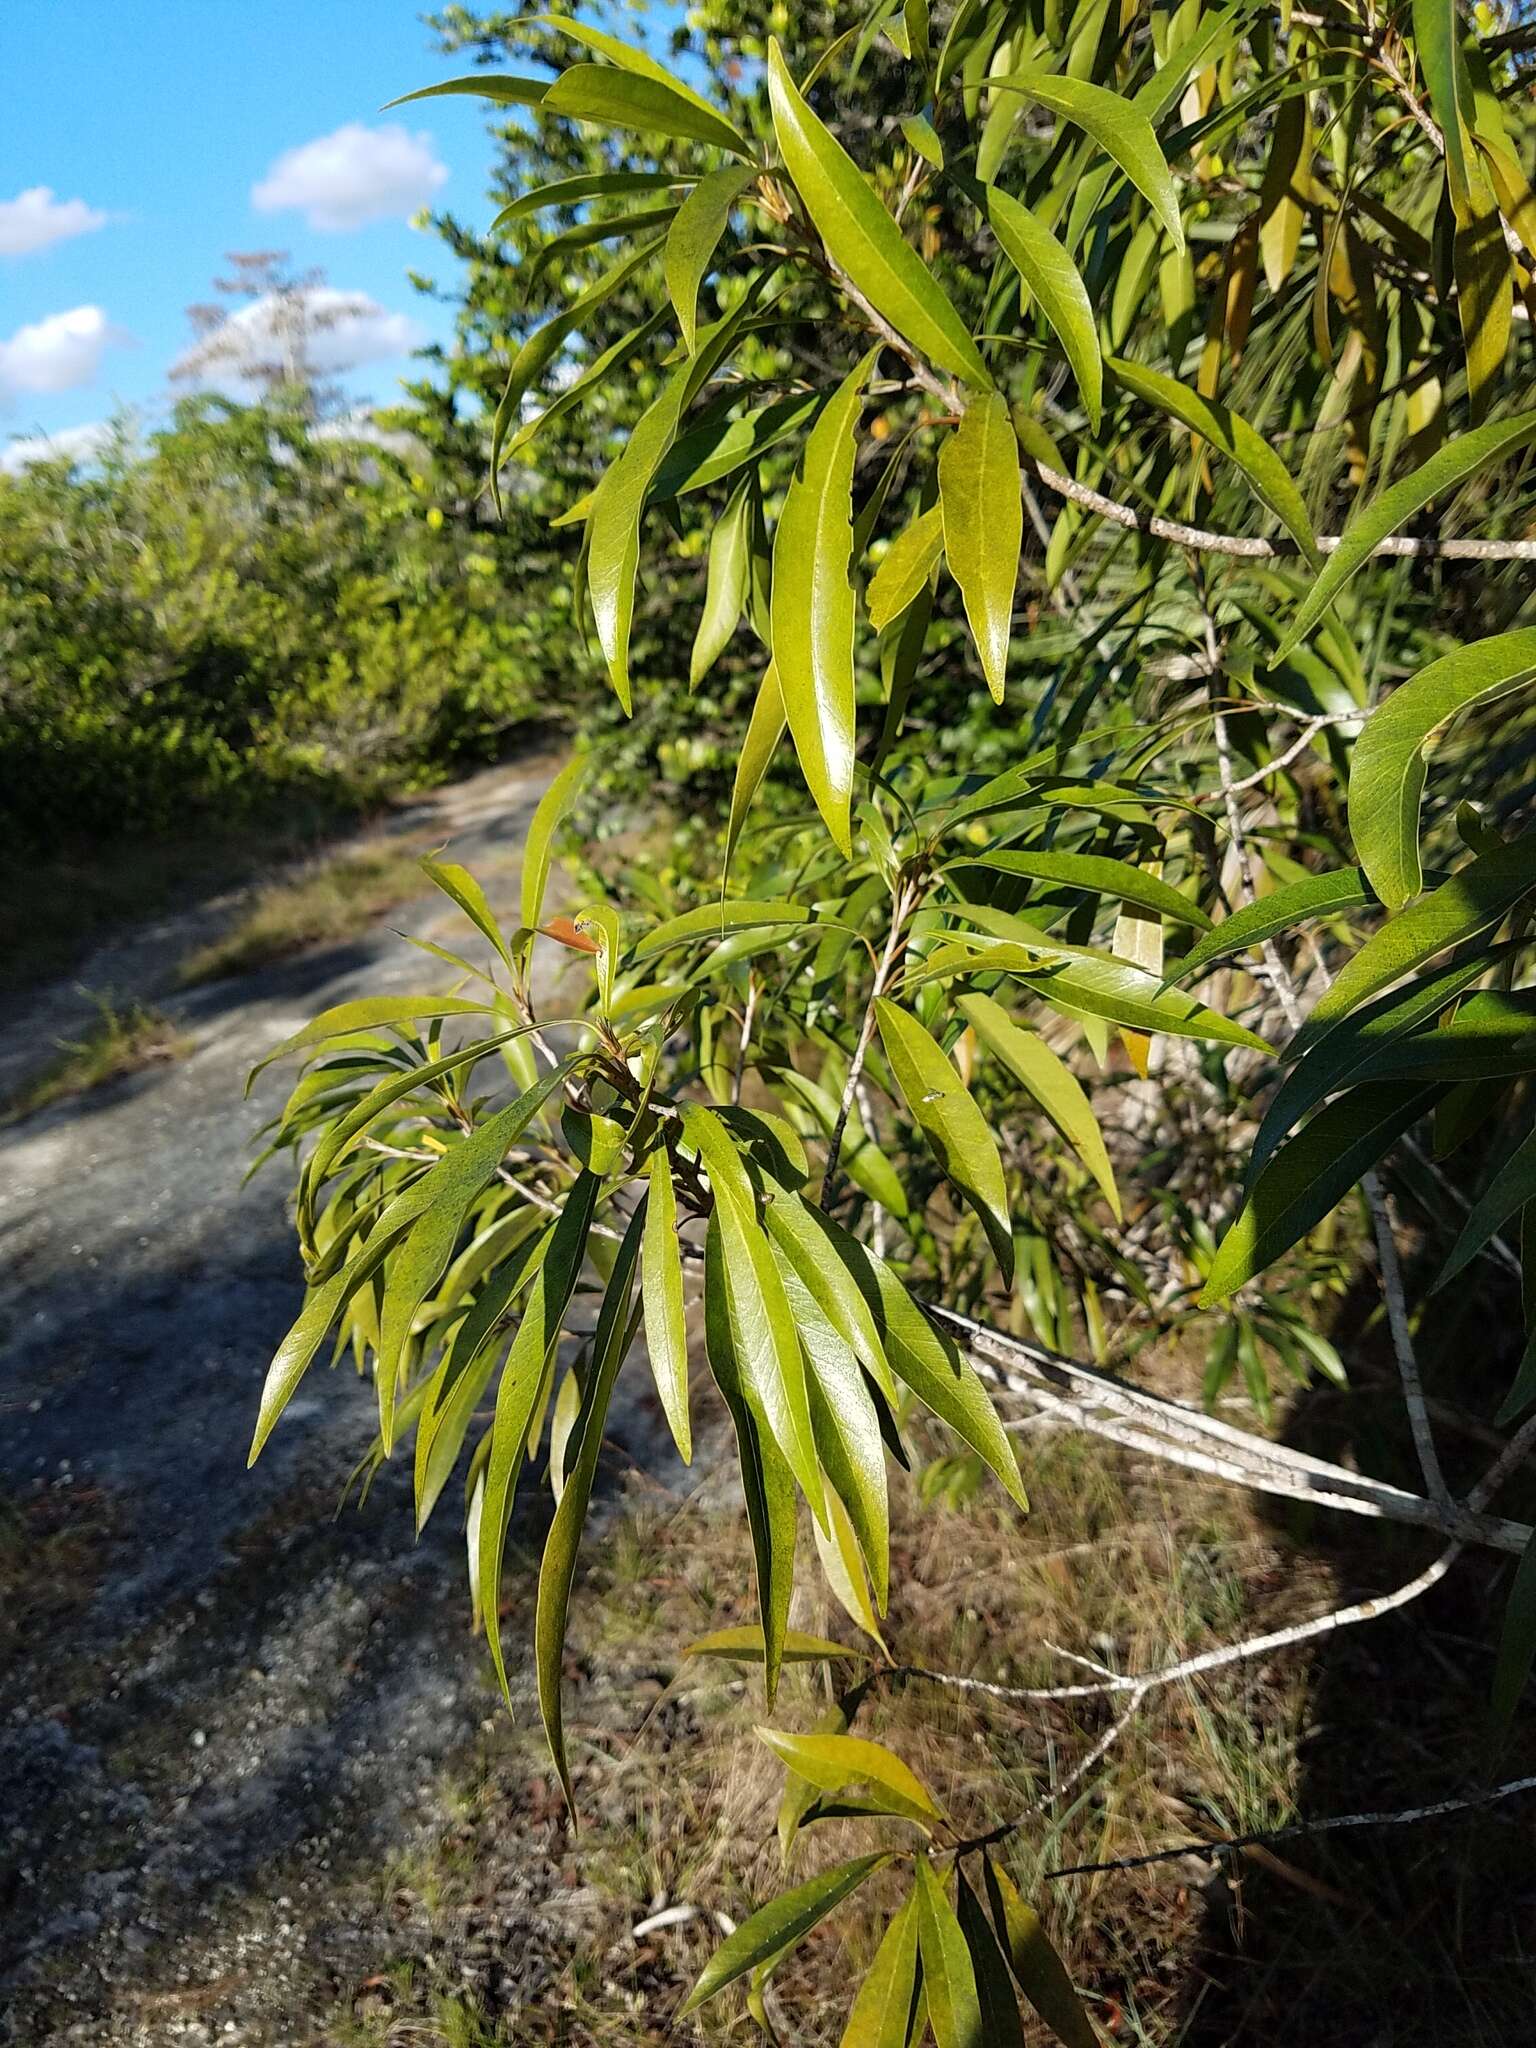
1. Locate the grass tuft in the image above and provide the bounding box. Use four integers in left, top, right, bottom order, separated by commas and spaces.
1, 991, 191, 1124
179, 842, 432, 985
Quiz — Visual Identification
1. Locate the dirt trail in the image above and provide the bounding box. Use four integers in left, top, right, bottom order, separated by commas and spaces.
0, 757, 684, 2045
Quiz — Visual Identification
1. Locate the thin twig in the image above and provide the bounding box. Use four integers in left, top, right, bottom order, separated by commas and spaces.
1045, 1773, 1536, 1881
1366, 1168, 1454, 1508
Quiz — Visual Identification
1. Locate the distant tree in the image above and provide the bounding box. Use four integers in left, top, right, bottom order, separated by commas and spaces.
175, 250, 373, 416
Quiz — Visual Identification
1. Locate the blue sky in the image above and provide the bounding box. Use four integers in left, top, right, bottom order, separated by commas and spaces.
0, 2, 520, 464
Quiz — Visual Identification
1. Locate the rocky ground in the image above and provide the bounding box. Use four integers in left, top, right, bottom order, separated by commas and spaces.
0, 758, 699, 2046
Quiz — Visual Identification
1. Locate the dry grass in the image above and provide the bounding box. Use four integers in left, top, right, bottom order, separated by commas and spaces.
1, 991, 191, 1123
179, 840, 433, 985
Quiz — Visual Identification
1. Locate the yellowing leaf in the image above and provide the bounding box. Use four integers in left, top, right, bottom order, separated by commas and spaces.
757, 1728, 944, 1822
939, 393, 1021, 703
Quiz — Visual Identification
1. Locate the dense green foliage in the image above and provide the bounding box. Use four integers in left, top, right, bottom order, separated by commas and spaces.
0, 396, 577, 841
180, 0, 1536, 2033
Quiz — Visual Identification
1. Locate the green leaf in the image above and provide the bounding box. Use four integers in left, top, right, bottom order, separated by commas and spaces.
492, 170, 689, 227
1275, 409, 1536, 660
1493, 1526, 1536, 1736
642, 1148, 692, 1462
489, 233, 666, 510
385, 74, 549, 109
990, 71, 1184, 252
824, 1216, 1027, 1508
636, 895, 809, 959
902, 112, 944, 167
875, 998, 1015, 1282
939, 393, 1021, 704
983, 1860, 1098, 2048
691, 473, 755, 688
955, 1870, 1023, 2048
984, 184, 1102, 429
1293, 838, 1536, 1057
537, 1202, 644, 1809
841, 1890, 920, 2048
681, 1855, 890, 2014
920, 937, 1271, 1051
1174, 869, 1372, 980
652, 391, 828, 500
683, 1625, 863, 1663
1438, 1125, 1536, 1290
375, 1069, 570, 1452
957, 993, 1119, 1219
588, 364, 692, 712
914, 1858, 983, 2048
783, 1269, 891, 1608
1349, 630, 1536, 911
956, 849, 1211, 930
420, 856, 517, 976
1106, 356, 1317, 561
521, 755, 587, 936
1246, 949, 1501, 1187
757, 1729, 944, 1824
868, 503, 944, 632
666, 163, 758, 351
689, 1108, 827, 1521
543, 63, 751, 158
727, 663, 788, 869
1202, 1084, 1438, 1303
247, 996, 498, 1091
767, 39, 992, 388
507, 303, 673, 459
480, 1173, 599, 1701
704, 1213, 798, 1701
1412, 0, 1480, 208
771, 348, 879, 855
766, 1188, 894, 1396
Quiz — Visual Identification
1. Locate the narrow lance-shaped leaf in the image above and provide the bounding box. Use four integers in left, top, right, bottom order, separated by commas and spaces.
767, 39, 992, 388
703, 1212, 797, 1698
1493, 1527, 1536, 1736
955, 1871, 1024, 2048
1106, 356, 1318, 562
1275, 408, 1536, 660
681, 1855, 890, 2014
1202, 1084, 1439, 1303
954, 848, 1212, 929
984, 183, 1102, 429
989, 70, 1185, 252
1349, 630, 1536, 911
588, 361, 691, 712
771, 348, 879, 855
247, 995, 499, 1092
875, 997, 1015, 1282
1437, 1125, 1536, 1290
642, 1148, 691, 1460
666, 163, 758, 351
536, 1201, 645, 1810
789, 1272, 891, 1610
939, 392, 1021, 704
531, 13, 751, 149
385, 75, 549, 109
492, 169, 689, 227
958, 992, 1119, 1219
480, 1173, 600, 1701
868, 503, 944, 632
683, 1625, 861, 1664
1292, 837, 1536, 1056
521, 754, 587, 938
1173, 868, 1374, 981
983, 1860, 1099, 2048
914, 1857, 984, 2048
636, 895, 809, 959
727, 663, 788, 869
543, 63, 752, 159
691, 472, 754, 688
841, 1889, 920, 2048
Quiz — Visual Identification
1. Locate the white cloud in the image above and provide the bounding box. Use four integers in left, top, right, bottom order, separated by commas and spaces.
0, 419, 113, 476
171, 287, 424, 390
0, 305, 131, 401
0, 186, 108, 258
252, 123, 447, 231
